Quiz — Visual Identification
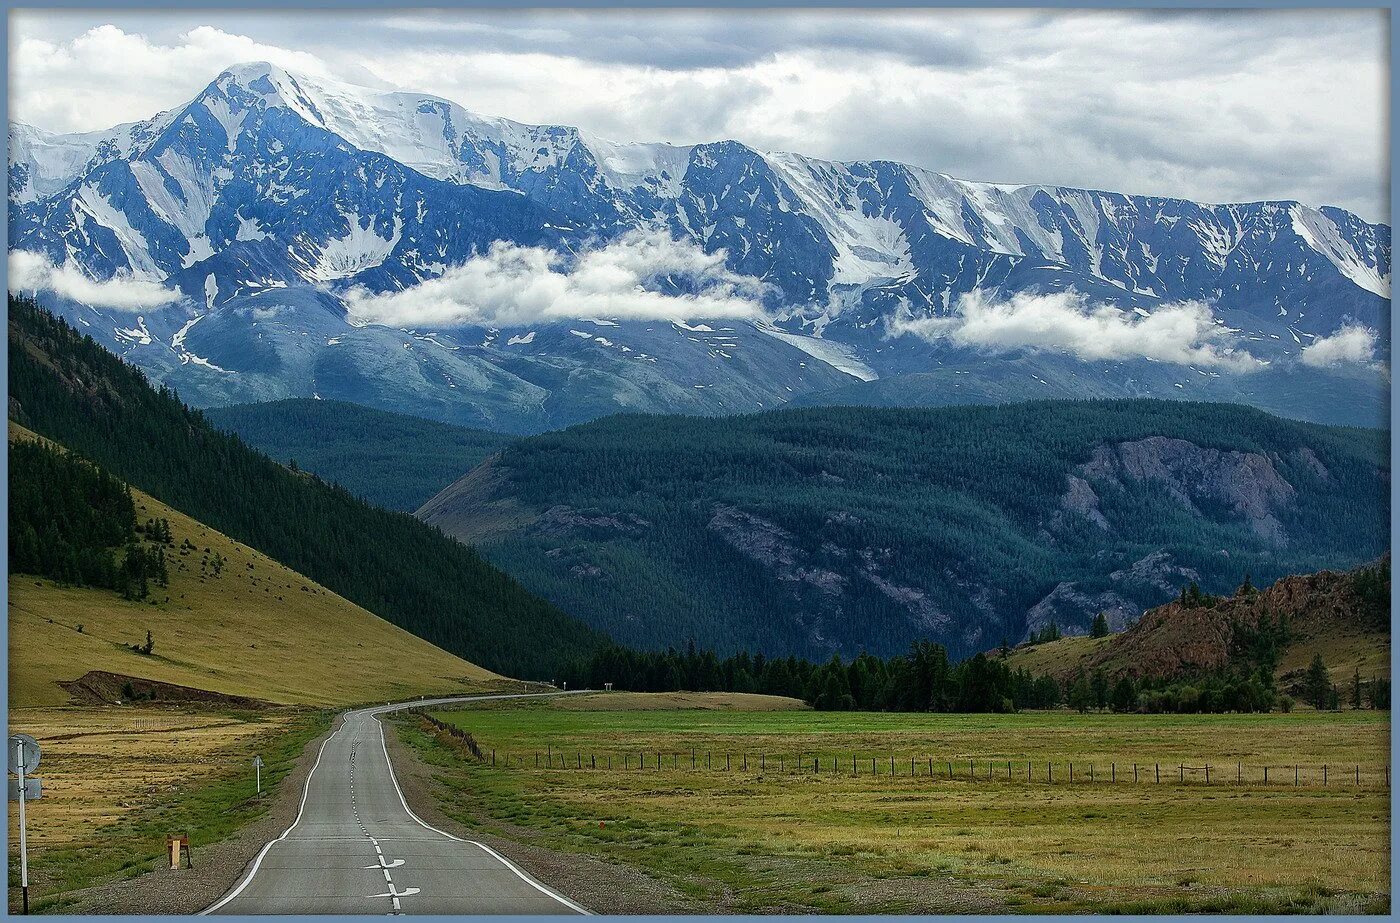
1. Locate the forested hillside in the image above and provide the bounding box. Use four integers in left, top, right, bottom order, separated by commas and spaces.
207, 399, 511, 512
7, 296, 603, 678
421, 401, 1388, 660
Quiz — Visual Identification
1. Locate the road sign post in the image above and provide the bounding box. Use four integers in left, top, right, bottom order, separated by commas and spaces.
253, 755, 264, 795
9, 734, 41, 915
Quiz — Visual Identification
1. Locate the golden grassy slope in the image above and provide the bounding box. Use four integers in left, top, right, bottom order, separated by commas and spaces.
9, 424, 502, 707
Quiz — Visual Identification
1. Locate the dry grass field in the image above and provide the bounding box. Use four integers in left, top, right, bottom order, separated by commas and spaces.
399, 694, 1390, 914
5, 706, 328, 912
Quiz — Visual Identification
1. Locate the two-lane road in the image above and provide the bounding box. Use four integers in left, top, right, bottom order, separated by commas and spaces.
204, 695, 588, 915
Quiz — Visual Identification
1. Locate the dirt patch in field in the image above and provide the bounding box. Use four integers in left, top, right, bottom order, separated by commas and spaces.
57, 671, 274, 709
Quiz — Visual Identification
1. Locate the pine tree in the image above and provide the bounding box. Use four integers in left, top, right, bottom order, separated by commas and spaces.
1090, 612, 1110, 638
1303, 654, 1331, 709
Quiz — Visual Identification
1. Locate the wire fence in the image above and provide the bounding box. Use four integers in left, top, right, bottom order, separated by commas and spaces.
405, 712, 1390, 789
468, 746, 1390, 788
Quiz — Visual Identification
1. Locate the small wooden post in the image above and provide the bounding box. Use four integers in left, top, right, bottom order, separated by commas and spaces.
1134, 763, 1138, 783
535, 752, 539, 768
1204, 764, 1210, 784
1355, 764, 1360, 785
1178, 764, 1184, 783
1047, 762, 1052, 783
492, 749, 496, 766
1237, 761, 1241, 784
727, 753, 731, 771
1323, 764, 1328, 786
1155, 763, 1160, 783
1069, 762, 1074, 783
970, 759, 975, 779
1111, 762, 1115, 783
692, 749, 696, 770
1295, 765, 1299, 786
947, 761, 952, 780
852, 754, 857, 775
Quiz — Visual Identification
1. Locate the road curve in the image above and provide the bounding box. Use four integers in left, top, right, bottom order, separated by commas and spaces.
204, 693, 589, 915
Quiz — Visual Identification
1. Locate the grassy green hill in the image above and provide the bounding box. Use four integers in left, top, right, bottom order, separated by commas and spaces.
8, 295, 604, 679
419, 401, 1388, 660
206, 398, 511, 512
9, 423, 502, 707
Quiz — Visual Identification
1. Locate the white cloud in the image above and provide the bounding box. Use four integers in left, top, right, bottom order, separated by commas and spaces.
11, 24, 333, 132
344, 230, 769, 328
8, 250, 182, 310
887, 289, 1264, 371
1300, 324, 1380, 368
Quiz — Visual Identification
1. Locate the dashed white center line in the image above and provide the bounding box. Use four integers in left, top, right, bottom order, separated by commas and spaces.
351, 744, 411, 913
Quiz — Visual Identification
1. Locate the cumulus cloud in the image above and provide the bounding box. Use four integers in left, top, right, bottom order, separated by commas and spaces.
8, 250, 182, 310
1300, 324, 1380, 368
887, 289, 1264, 371
345, 230, 769, 328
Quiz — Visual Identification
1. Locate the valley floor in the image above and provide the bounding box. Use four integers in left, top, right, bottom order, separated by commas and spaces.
394, 695, 1390, 914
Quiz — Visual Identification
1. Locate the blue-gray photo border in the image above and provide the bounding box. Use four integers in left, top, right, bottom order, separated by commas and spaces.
0, 1, 1393, 921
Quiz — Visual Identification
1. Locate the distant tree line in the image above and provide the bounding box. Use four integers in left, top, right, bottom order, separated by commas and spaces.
562, 639, 1061, 713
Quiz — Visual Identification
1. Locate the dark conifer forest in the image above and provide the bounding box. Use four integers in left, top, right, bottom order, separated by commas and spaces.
8, 295, 603, 678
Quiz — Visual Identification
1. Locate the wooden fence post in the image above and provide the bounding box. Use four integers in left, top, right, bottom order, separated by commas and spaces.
1323, 764, 1328, 786
727, 753, 731, 771
970, 759, 975, 779
1204, 764, 1210, 784
1134, 763, 1138, 784
1069, 762, 1074, 783
1355, 765, 1359, 785
1178, 764, 1184, 783
947, 761, 953, 780
1111, 762, 1115, 783
1155, 763, 1160, 783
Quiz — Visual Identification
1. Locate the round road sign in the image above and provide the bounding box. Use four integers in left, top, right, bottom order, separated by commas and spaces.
8, 734, 40, 775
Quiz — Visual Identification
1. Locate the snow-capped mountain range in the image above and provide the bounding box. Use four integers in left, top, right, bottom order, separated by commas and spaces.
8, 62, 1391, 431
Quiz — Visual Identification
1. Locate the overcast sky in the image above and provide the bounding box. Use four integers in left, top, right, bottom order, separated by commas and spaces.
10, 8, 1390, 222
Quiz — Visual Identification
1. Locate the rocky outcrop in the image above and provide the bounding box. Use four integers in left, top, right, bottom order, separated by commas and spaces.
1057, 436, 1297, 546
707, 505, 847, 596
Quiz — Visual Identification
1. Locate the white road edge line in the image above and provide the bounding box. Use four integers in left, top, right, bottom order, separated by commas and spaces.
199, 718, 339, 915
372, 708, 593, 915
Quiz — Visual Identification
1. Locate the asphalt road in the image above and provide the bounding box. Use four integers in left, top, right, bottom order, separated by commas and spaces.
204, 694, 589, 915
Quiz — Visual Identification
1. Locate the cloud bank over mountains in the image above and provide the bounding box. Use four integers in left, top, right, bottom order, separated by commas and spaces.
887, 290, 1268, 371
8, 251, 181, 310
345, 231, 770, 328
